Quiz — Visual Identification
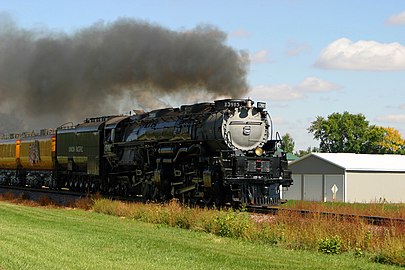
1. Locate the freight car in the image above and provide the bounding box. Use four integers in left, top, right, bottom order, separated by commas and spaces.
0, 99, 292, 206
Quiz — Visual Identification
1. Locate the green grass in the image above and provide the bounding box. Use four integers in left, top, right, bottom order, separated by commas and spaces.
0, 202, 402, 270
90, 198, 405, 266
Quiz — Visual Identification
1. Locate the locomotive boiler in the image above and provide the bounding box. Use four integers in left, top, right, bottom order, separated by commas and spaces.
0, 98, 292, 207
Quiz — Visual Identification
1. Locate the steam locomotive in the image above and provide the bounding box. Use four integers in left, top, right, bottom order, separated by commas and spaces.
0, 99, 292, 206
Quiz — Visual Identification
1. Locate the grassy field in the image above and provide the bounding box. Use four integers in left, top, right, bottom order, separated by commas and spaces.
0, 202, 403, 270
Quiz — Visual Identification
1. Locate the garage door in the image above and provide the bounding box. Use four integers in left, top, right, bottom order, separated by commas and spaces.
304, 174, 323, 201
283, 174, 302, 200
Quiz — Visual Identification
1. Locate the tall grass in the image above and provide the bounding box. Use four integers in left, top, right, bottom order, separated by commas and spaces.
283, 200, 405, 219
92, 199, 405, 267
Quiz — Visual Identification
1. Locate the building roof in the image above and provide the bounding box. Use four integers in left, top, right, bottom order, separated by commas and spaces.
290, 153, 405, 172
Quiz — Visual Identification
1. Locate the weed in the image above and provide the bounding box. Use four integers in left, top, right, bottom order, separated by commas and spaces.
1, 192, 15, 201
318, 235, 341, 255
354, 247, 363, 257
372, 238, 405, 266
214, 209, 252, 239
74, 197, 94, 210
38, 196, 55, 206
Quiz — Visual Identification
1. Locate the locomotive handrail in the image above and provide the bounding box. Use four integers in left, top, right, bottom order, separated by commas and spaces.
57, 122, 74, 130
267, 112, 273, 140
0, 133, 20, 140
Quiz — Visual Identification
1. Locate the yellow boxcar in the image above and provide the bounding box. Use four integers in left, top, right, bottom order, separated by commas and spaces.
0, 139, 19, 169
19, 135, 55, 170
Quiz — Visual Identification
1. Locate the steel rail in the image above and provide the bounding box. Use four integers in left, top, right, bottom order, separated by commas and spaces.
247, 206, 405, 226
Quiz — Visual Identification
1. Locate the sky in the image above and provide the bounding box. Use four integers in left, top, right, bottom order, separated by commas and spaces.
1, 0, 405, 151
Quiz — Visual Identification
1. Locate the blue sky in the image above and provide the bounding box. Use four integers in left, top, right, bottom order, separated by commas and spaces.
1, 0, 405, 150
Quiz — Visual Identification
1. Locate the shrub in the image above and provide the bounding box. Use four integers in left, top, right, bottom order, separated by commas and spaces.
92, 198, 122, 216
254, 223, 281, 245
214, 209, 252, 239
318, 236, 341, 255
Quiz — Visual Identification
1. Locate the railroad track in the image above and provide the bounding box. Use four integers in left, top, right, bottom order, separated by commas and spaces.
0, 185, 145, 206
0, 185, 83, 205
248, 206, 405, 226
1, 185, 404, 226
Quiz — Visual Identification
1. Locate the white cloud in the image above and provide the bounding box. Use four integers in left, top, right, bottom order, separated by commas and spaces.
315, 38, 405, 71
386, 11, 405, 25
228, 28, 251, 38
249, 77, 340, 101
296, 76, 342, 92
249, 50, 272, 64
376, 114, 405, 123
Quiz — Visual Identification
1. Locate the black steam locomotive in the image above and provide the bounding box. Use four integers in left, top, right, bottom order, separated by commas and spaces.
0, 99, 292, 206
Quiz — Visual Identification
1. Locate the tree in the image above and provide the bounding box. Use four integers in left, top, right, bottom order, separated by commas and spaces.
378, 127, 405, 154
295, 146, 319, 157
308, 112, 385, 153
281, 133, 295, 153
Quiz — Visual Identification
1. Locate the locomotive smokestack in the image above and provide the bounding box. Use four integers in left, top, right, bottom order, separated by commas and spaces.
0, 15, 249, 129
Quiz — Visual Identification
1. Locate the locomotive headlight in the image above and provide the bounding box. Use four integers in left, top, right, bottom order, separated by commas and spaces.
255, 147, 264, 156
257, 102, 266, 109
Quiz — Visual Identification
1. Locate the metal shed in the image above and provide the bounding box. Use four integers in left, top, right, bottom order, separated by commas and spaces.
283, 153, 405, 203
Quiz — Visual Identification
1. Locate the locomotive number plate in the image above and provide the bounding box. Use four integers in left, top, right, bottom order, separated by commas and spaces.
224, 101, 241, 108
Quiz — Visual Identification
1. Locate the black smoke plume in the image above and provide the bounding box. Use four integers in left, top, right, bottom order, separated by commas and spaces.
0, 15, 249, 130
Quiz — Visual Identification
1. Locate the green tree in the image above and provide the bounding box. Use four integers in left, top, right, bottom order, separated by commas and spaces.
281, 133, 295, 153
295, 146, 319, 157
308, 112, 385, 153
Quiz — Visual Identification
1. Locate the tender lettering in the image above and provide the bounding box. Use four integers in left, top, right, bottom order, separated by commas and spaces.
68, 146, 84, 153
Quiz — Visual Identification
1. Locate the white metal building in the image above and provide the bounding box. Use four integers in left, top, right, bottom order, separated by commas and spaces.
283, 153, 405, 203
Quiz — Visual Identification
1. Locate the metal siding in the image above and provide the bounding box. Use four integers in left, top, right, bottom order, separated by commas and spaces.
324, 175, 344, 202
56, 131, 76, 170
0, 141, 17, 169
56, 132, 76, 157
312, 153, 405, 172
76, 131, 101, 175
346, 172, 405, 203
283, 174, 302, 200
303, 175, 323, 201
56, 130, 101, 175
289, 155, 344, 174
